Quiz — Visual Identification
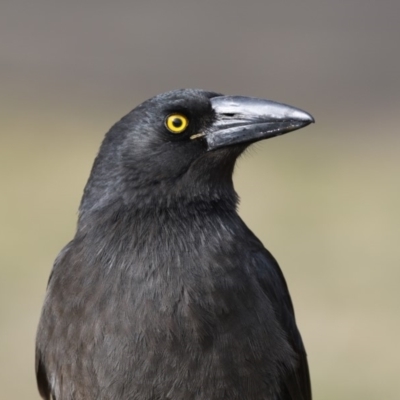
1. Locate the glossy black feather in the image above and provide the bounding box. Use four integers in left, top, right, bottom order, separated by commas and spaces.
36, 89, 311, 400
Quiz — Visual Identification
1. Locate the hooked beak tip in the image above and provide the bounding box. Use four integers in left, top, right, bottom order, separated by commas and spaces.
206, 95, 314, 151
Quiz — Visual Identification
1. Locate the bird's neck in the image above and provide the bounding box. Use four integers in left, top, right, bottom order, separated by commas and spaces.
78, 190, 238, 232
74, 193, 244, 279
79, 144, 240, 224
79, 171, 239, 223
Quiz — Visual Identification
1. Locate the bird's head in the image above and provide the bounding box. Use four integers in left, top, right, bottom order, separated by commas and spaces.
80, 89, 314, 215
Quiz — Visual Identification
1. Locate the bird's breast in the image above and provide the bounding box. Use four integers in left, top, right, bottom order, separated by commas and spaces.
43, 208, 296, 399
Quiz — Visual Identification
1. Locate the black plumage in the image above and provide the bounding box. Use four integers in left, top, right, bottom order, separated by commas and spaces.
36, 89, 314, 400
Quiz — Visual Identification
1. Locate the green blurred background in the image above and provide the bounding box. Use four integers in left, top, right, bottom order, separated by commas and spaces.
1, 1, 399, 399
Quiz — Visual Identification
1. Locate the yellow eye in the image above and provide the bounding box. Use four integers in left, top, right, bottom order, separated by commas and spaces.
165, 114, 189, 134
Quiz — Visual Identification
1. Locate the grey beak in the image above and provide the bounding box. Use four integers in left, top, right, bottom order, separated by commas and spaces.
206, 96, 314, 151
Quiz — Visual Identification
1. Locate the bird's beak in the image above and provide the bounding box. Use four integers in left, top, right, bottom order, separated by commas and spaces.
206, 96, 314, 151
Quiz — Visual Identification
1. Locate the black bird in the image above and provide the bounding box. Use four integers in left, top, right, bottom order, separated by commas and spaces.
36, 89, 314, 400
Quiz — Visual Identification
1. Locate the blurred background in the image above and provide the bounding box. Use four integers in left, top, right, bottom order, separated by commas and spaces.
1, 1, 399, 399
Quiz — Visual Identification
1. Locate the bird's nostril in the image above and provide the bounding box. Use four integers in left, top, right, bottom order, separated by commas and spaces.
222, 113, 236, 117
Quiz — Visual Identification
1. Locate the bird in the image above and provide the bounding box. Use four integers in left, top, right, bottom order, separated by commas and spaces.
36, 88, 314, 400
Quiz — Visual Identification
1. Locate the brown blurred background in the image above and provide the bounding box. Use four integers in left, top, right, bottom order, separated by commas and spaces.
1, 1, 399, 399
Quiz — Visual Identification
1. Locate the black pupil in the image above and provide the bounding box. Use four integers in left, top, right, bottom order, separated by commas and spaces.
172, 118, 183, 128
